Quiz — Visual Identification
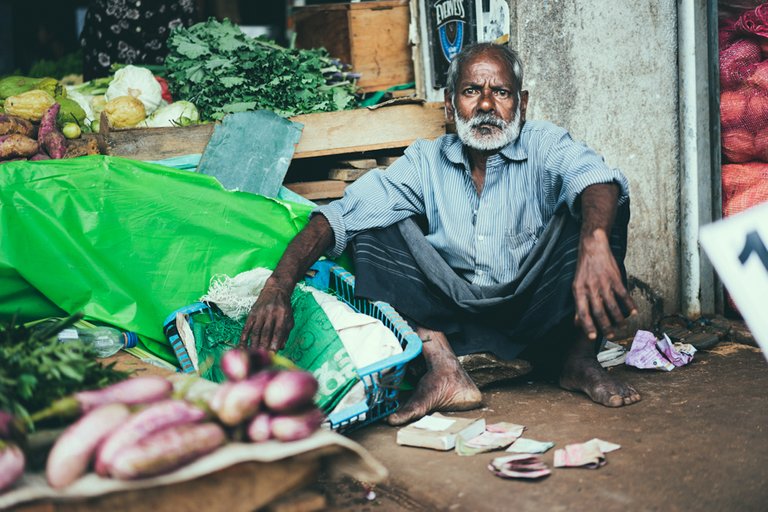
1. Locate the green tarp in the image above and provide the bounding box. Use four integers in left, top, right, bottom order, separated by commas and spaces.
0, 155, 315, 362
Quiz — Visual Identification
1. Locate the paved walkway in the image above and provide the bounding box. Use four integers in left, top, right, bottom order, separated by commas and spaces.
329, 341, 767, 511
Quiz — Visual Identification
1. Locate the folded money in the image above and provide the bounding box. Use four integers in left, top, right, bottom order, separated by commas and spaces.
506, 437, 555, 454
489, 453, 551, 479
456, 422, 525, 456
553, 438, 620, 468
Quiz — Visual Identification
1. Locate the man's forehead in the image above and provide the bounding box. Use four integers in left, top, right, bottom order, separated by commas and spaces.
458, 51, 517, 86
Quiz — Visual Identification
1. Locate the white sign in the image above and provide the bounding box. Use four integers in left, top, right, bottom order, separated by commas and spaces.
700, 201, 768, 360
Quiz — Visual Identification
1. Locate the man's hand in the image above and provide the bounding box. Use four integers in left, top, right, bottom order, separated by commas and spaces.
238, 214, 335, 352
573, 183, 637, 341
240, 280, 294, 352
572, 230, 636, 340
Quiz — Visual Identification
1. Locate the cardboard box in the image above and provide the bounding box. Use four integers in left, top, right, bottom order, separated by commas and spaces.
293, 0, 415, 92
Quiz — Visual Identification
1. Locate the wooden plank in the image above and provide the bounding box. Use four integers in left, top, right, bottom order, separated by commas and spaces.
284, 180, 348, 200
337, 158, 377, 169
102, 104, 445, 161
328, 167, 373, 181
100, 123, 215, 161
292, 103, 445, 159
376, 155, 402, 167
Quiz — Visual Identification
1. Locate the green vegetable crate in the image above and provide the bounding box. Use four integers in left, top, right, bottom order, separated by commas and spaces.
163, 264, 422, 432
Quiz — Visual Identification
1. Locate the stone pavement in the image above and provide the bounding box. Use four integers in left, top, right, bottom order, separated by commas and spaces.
323, 341, 767, 512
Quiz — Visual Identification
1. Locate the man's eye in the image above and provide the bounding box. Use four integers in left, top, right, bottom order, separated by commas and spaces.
463, 88, 479, 95
495, 90, 510, 98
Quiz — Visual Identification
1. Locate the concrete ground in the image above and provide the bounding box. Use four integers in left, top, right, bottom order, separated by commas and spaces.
323, 341, 767, 512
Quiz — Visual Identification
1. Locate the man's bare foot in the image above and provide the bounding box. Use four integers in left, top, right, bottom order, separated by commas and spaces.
387, 329, 482, 426
559, 335, 641, 407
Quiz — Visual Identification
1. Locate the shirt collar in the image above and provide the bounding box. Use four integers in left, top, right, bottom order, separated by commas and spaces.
442, 125, 529, 165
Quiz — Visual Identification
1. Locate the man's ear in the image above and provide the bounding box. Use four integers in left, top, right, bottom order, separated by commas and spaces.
519, 90, 529, 123
444, 89, 455, 123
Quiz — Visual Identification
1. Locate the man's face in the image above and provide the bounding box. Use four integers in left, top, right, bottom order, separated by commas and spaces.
445, 50, 529, 151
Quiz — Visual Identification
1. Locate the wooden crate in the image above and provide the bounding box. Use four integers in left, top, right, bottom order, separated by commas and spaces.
293, 0, 414, 92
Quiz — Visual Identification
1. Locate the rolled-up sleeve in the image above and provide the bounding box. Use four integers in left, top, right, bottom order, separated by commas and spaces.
544, 128, 630, 217
312, 143, 427, 258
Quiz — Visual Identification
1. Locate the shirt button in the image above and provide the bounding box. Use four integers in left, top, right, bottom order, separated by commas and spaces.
478, 235, 485, 241
477, 270, 484, 275
136, 26, 142, 32
136, 0, 141, 5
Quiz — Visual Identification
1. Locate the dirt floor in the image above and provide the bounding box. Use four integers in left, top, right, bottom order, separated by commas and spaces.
319, 341, 767, 512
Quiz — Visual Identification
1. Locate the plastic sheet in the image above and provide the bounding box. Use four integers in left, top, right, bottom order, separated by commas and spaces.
0, 155, 314, 362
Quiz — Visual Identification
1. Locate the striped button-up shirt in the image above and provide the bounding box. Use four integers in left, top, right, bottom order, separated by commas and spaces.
315, 120, 629, 286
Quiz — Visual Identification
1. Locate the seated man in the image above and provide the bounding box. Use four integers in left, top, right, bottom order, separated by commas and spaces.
241, 42, 640, 425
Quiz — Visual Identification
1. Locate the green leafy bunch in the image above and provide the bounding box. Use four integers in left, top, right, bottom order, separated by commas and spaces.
0, 315, 128, 427
164, 18, 359, 120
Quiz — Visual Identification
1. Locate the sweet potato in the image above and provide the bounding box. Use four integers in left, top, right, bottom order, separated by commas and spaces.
270, 408, 324, 442
46, 403, 131, 489
0, 441, 25, 492
0, 114, 34, 137
42, 131, 67, 159
0, 134, 39, 160
263, 370, 318, 413
35, 376, 174, 423
37, 103, 59, 143
95, 399, 207, 476
214, 370, 277, 426
107, 422, 226, 479
29, 152, 50, 161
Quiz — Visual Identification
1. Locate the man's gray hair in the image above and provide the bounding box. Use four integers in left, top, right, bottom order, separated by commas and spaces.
445, 43, 524, 99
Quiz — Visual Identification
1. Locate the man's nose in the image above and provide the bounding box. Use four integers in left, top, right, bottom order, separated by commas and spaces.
477, 90, 495, 113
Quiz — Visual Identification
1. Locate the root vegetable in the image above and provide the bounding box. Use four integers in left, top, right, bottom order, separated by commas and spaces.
95, 399, 206, 476
220, 348, 249, 382
42, 131, 67, 159
748, 94, 768, 131
107, 422, 226, 479
32, 377, 173, 423
37, 103, 59, 143
46, 403, 131, 489
263, 370, 318, 413
30, 152, 50, 161
215, 370, 276, 426
270, 408, 324, 442
0, 114, 34, 137
0, 441, 25, 492
0, 134, 39, 160
246, 412, 273, 442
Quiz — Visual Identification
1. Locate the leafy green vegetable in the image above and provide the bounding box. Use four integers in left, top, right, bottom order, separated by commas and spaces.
0, 314, 129, 428
28, 50, 84, 79
164, 18, 359, 120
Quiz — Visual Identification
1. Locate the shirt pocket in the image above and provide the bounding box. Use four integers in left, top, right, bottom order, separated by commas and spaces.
506, 227, 538, 249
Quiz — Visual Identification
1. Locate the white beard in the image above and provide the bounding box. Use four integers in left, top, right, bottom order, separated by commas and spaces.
454, 102, 522, 151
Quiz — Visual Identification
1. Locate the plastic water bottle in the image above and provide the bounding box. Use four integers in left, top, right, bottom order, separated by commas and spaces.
57, 326, 139, 358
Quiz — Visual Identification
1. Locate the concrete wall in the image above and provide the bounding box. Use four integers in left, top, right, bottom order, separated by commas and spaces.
509, 0, 681, 328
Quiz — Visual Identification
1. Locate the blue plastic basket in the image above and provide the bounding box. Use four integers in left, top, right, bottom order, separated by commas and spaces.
162, 264, 422, 432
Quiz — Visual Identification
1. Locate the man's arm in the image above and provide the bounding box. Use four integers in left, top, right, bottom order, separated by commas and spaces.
240, 214, 334, 351
572, 183, 637, 340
